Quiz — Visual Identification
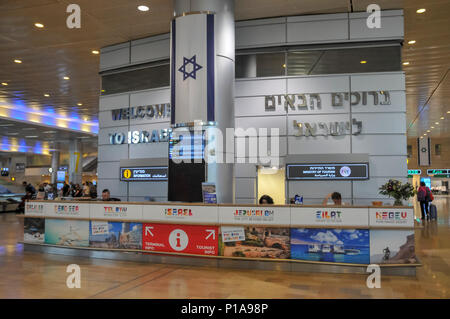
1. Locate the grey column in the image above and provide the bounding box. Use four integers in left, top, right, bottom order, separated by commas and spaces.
50, 148, 60, 184
68, 139, 82, 184
173, 0, 235, 203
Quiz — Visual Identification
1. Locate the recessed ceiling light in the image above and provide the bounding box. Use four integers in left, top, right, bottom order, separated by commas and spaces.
427, 130, 430, 132
424, 133, 427, 136
44, 93, 50, 97
92, 50, 99, 55
420, 136, 424, 139
360, 60, 367, 64
34, 23, 44, 28
416, 8, 426, 14
403, 62, 410, 65
408, 40, 416, 45
282, 64, 286, 68
25, 136, 38, 138
1, 82, 7, 86
77, 103, 83, 106
14, 59, 22, 64
435, 122, 439, 125
431, 126, 435, 129
440, 117, 444, 120
138, 5, 150, 11
63, 76, 70, 80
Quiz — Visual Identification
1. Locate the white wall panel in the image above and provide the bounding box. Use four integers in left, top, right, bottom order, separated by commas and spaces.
369, 156, 407, 177
356, 113, 406, 134
98, 125, 128, 145
235, 96, 286, 116
100, 43, 130, 70
235, 136, 287, 158
129, 143, 169, 159
235, 79, 286, 97
97, 162, 120, 178
128, 182, 168, 197
235, 178, 256, 198
349, 11, 404, 40
98, 144, 128, 162
235, 115, 286, 135
234, 163, 257, 178
234, 198, 256, 204
131, 35, 170, 63
129, 196, 167, 203
236, 23, 286, 48
288, 135, 351, 154
286, 92, 350, 115
350, 73, 405, 91
287, 16, 348, 44
99, 94, 129, 112
352, 135, 406, 155
287, 114, 350, 135
130, 88, 170, 106
287, 75, 349, 93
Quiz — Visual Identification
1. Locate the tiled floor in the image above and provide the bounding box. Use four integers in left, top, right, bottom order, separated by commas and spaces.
0, 198, 448, 299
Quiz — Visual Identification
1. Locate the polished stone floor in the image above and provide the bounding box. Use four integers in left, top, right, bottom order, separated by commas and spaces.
0, 198, 448, 299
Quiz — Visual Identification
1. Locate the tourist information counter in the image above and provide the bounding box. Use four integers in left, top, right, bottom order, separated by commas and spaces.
20, 201, 419, 276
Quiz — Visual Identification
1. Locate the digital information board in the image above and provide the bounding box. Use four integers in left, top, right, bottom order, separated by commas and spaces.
287, 163, 369, 180
120, 166, 168, 181
427, 169, 450, 178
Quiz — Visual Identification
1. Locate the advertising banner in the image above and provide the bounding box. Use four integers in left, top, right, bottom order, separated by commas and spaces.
90, 203, 142, 220
287, 163, 369, 180
24, 217, 45, 243
221, 226, 245, 243
368, 208, 414, 228
141, 205, 218, 224
220, 227, 290, 259
46, 202, 90, 218
120, 166, 168, 181
370, 230, 417, 264
45, 219, 89, 247
202, 183, 217, 204
290, 207, 369, 227
290, 228, 370, 264
142, 223, 218, 255
218, 206, 290, 225
89, 221, 142, 249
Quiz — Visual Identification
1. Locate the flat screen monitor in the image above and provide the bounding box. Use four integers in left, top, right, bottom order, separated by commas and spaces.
286, 163, 369, 180
57, 183, 64, 190
421, 177, 431, 189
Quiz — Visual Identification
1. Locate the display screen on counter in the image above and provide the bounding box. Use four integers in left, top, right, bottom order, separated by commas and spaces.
120, 166, 168, 181
286, 163, 369, 180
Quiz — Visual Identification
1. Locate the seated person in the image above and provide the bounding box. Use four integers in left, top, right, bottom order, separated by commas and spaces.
101, 189, 121, 201
322, 192, 346, 205
259, 194, 274, 204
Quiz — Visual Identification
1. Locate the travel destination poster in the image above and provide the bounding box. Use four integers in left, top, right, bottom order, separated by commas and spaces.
290, 228, 370, 264
24, 217, 45, 243
46, 202, 90, 218
90, 203, 143, 220
141, 205, 219, 224
369, 208, 414, 228
90, 221, 142, 249
221, 227, 290, 259
218, 206, 290, 225
45, 219, 90, 247
370, 230, 417, 264
290, 207, 369, 227
142, 223, 219, 255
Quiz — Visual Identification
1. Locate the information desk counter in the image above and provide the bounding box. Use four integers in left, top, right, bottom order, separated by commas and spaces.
20, 201, 419, 276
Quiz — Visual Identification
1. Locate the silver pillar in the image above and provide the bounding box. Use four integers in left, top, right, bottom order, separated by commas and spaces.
173, 0, 235, 203
68, 139, 82, 185
50, 149, 60, 184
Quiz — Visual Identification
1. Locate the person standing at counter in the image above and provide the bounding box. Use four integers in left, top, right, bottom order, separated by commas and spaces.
101, 189, 121, 201
322, 192, 347, 205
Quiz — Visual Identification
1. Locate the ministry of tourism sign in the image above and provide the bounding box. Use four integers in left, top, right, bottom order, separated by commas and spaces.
286, 163, 369, 180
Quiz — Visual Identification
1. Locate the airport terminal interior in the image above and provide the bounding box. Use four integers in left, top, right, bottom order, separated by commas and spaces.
0, 0, 449, 299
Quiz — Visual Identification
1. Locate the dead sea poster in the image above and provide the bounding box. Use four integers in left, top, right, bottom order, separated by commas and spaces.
370, 230, 417, 264
290, 228, 370, 264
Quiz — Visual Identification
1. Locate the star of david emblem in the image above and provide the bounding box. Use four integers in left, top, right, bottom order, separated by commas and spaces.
178, 55, 203, 80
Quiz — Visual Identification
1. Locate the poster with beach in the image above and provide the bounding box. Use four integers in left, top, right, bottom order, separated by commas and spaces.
89, 221, 142, 249
221, 227, 290, 259
45, 219, 89, 247
290, 228, 370, 264
370, 230, 417, 264
24, 218, 45, 243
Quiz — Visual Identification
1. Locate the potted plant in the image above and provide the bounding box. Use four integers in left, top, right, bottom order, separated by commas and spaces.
379, 179, 416, 206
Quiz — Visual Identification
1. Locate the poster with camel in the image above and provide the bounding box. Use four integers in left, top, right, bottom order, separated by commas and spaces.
220, 227, 290, 259
370, 230, 417, 264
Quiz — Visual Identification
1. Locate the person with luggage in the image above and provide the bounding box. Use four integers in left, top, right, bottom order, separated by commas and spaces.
417, 182, 433, 221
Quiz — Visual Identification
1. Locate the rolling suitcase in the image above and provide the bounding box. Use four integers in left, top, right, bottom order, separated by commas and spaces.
429, 203, 437, 220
